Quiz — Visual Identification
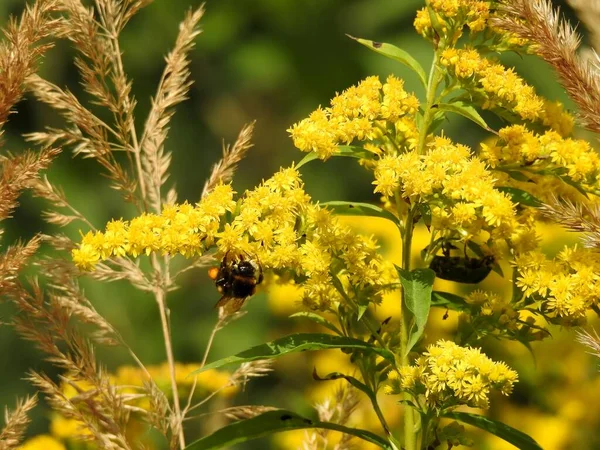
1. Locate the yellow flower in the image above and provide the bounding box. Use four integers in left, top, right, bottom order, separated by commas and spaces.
49, 414, 90, 440
19, 435, 66, 450
414, 1, 492, 42
74, 167, 397, 314
288, 76, 418, 160
441, 48, 545, 121
390, 340, 518, 410
514, 246, 600, 322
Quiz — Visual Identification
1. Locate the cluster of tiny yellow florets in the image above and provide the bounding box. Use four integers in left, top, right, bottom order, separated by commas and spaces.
414, 0, 528, 49
216, 167, 398, 309
440, 48, 544, 121
73, 167, 398, 311
481, 125, 600, 195
373, 135, 518, 240
385, 340, 518, 410
414, 0, 491, 41
464, 290, 520, 330
287, 75, 419, 159
514, 246, 600, 323
72, 184, 236, 270
460, 290, 547, 341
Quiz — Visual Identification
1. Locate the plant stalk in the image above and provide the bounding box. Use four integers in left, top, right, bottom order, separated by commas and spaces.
399, 207, 416, 450
400, 51, 445, 449
156, 287, 186, 449
416, 53, 443, 156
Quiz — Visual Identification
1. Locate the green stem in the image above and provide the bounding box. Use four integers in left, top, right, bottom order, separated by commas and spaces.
359, 364, 393, 437
399, 207, 417, 450
416, 53, 443, 156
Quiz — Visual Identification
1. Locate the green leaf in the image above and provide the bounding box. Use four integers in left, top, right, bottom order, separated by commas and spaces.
397, 267, 435, 356
289, 312, 342, 335
496, 186, 542, 207
428, 109, 448, 134
296, 145, 374, 169
443, 412, 543, 450
185, 410, 392, 450
357, 303, 369, 320
503, 169, 531, 183
558, 174, 590, 198
191, 333, 395, 375
431, 291, 470, 312
348, 35, 427, 88
313, 369, 373, 398
418, 203, 432, 228
322, 201, 398, 224
437, 101, 495, 133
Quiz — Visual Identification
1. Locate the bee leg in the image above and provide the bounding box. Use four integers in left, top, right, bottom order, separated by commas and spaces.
214, 296, 246, 313
214, 295, 230, 309
229, 297, 246, 312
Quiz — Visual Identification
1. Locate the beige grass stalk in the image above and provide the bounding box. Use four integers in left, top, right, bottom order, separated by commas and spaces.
202, 121, 256, 198
138, 9, 207, 444
494, 0, 600, 133
0, 396, 38, 449
567, 0, 600, 53
540, 196, 600, 248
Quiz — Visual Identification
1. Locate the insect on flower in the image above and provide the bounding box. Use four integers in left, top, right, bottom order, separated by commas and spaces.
429, 241, 495, 284
208, 253, 263, 313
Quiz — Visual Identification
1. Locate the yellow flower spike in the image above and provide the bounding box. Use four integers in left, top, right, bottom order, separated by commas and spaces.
393, 340, 517, 410
288, 75, 418, 160
19, 435, 66, 450
50, 414, 91, 440
441, 48, 547, 121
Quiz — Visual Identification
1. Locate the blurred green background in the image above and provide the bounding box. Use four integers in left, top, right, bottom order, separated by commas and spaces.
1, 0, 598, 449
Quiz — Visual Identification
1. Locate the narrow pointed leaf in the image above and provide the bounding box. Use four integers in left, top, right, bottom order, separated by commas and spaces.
397, 267, 435, 355
349, 36, 427, 88
496, 187, 542, 207
558, 174, 590, 197
185, 409, 392, 449
418, 203, 432, 228
296, 145, 374, 168
313, 369, 372, 398
438, 101, 495, 133
289, 312, 342, 334
322, 201, 398, 224
191, 333, 395, 375
442, 412, 543, 450
431, 291, 470, 312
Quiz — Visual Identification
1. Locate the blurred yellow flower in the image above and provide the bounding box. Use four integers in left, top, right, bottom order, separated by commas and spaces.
19, 435, 65, 450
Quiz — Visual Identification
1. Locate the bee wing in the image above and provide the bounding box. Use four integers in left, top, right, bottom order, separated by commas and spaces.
214, 296, 247, 313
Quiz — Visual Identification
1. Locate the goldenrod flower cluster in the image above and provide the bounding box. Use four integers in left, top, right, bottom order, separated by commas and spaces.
72, 184, 236, 270
373, 136, 518, 239
460, 290, 546, 341
465, 290, 519, 326
481, 125, 600, 194
414, 0, 529, 50
440, 48, 544, 121
514, 246, 600, 323
287, 75, 419, 159
19, 435, 66, 450
73, 167, 398, 311
414, 0, 491, 41
208, 167, 398, 310
386, 340, 518, 410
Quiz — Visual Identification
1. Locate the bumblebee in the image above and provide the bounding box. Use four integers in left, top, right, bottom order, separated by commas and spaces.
429, 242, 494, 284
208, 254, 263, 312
